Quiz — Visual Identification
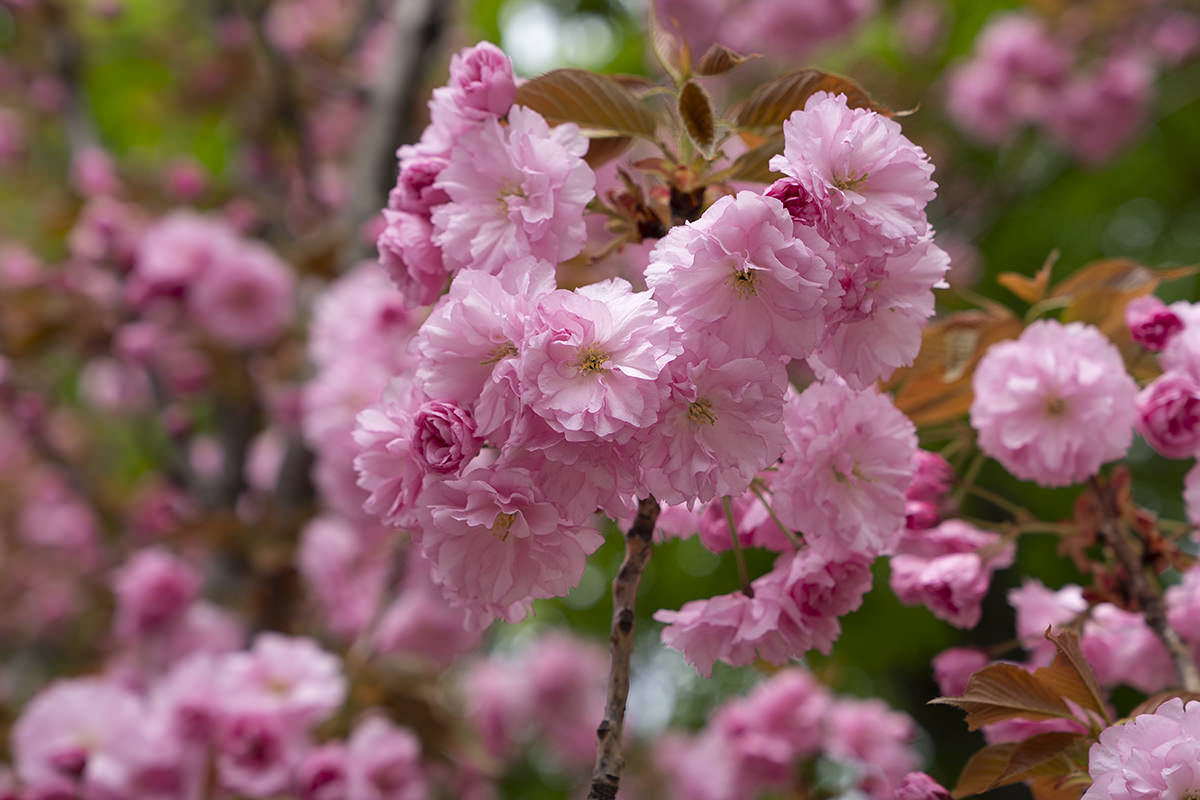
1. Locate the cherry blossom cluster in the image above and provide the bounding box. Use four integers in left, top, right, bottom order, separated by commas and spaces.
654, 0, 872, 63
947, 6, 1200, 162
1, 543, 428, 800
355, 43, 950, 672
1083, 697, 1200, 800
654, 668, 922, 800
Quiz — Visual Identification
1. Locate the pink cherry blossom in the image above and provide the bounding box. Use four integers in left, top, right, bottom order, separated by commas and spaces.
377, 209, 449, 308
111, 547, 200, 640
217, 633, 346, 726
346, 716, 429, 800
518, 278, 681, 442
770, 92, 936, 257
412, 268, 551, 422
12, 679, 147, 796
432, 106, 594, 275
808, 238, 949, 389
824, 697, 919, 799
645, 191, 833, 361
774, 380, 917, 558
1126, 294, 1184, 352
410, 463, 605, 625
353, 377, 426, 528
890, 521, 1014, 628
1136, 371, 1200, 459
970, 320, 1137, 487
931, 647, 989, 697
1084, 698, 1200, 800
374, 551, 482, 665
1008, 579, 1087, 664
187, 239, 294, 348
638, 353, 788, 506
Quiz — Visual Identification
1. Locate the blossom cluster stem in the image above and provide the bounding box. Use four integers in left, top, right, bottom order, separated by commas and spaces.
588, 497, 660, 800
722, 496, 754, 596
1088, 477, 1200, 692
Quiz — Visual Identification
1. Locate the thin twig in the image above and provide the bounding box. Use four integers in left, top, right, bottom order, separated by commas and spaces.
1088, 476, 1200, 692
722, 495, 753, 597
588, 497, 660, 800
748, 479, 802, 550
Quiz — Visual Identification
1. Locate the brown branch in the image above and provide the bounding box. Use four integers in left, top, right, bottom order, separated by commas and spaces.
588, 496, 660, 800
1088, 476, 1200, 692
336, 0, 447, 270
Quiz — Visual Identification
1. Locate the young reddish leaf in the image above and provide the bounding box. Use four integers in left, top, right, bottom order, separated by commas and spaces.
515, 69, 659, 140
1031, 628, 1109, 723
1030, 775, 1088, 800
996, 733, 1088, 784
730, 69, 886, 133
695, 43, 757, 76
678, 81, 715, 153
648, 10, 691, 84
719, 134, 785, 184
885, 310, 1023, 426
997, 250, 1056, 304
582, 136, 632, 168
930, 663, 1075, 730
951, 734, 1085, 798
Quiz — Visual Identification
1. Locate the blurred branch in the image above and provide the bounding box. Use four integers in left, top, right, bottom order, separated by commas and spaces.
337, 0, 448, 270
1088, 476, 1200, 692
42, 1, 99, 153
588, 497, 660, 800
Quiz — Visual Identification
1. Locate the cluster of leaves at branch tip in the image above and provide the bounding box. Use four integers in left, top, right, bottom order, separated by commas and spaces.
930, 627, 1200, 799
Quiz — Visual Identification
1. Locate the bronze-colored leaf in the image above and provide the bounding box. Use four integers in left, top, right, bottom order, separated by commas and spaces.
1030, 775, 1087, 800
952, 734, 1085, 798
1032, 628, 1109, 722
886, 310, 1022, 427
731, 69, 886, 133
515, 69, 659, 139
1128, 690, 1200, 718
583, 136, 632, 168
996, 733, 1087, 784
695, 42, 757, 75
719, 134, 784, 184
649, 10, 691, 83
998, 251, 1057, 303
931, 663, 1075, 730
678, 81, 715, 153
1048, 258, 1156, 298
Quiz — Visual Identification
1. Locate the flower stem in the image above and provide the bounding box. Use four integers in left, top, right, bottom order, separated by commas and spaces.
722, 495, 754, 597
749, 480, 802, 550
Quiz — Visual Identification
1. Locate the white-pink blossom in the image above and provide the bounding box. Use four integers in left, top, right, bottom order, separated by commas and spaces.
432, 106, 594, 275
770, 92, 937, 257
774, 380, 916, 558
645, 191, 833, 361
519, 278, 681, 441
970, 320, 1137, 487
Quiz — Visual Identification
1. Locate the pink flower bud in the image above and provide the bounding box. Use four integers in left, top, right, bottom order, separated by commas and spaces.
1135, 371, 1200, 459
896, 772, 952, 800
1126, 295, 1184, 352
412, 400, 481, 474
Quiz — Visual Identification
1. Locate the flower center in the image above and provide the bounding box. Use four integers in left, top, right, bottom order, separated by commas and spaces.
687, 397, 717, 426
575, 345, 611, 376
1044, 395, 1067, 417
480, 341, 518, 365
729, 266, 759, 298
491, 512, 516, 541
833, 171, 868, 191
